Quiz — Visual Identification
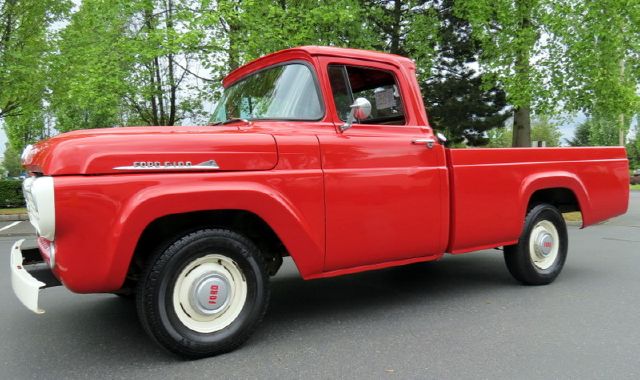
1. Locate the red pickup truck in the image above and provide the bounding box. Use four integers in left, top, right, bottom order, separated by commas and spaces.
11, 46, 629, 358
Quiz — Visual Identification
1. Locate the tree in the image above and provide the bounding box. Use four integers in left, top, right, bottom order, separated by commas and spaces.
530, 115, 562, 147
423, 0, 510, 146
3, 0, 637, 155
455, 0, 544, 147
627, 128, 640, 170
487, 115, 561, 147
195, 0, 376, 75
587, 117, 621, 146
486, 125, 512, 148
546, 0, 640, 146
50, 0, 133, 132
361, 0, 438, 66
1, 0, 69, 148
566, 120, 591, 147
0, 142, 21, 177
126, 0, 204, 126
50, 0, 210, 132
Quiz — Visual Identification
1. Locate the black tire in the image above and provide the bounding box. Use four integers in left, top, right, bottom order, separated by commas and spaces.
504, 204, 568, 285
136, 229, 270, 358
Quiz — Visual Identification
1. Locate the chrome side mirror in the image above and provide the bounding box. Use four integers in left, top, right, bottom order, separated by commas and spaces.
340, 97, 372, 132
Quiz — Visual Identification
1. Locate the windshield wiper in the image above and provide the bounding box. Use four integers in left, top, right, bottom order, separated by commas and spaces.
209, 118, 251, 126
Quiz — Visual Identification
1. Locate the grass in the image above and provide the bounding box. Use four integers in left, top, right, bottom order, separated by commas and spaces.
564, 184, 640, 221
0, 207, 27, 215
563, 211, 583, 222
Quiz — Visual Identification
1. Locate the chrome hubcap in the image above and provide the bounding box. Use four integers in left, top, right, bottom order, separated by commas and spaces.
534, 232, 554, 257
190, 274, 231, 315
529, 220, 559, 270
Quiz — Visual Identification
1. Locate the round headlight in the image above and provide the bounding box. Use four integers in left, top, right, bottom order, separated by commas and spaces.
30, 177, 56, 240
21, 144, 34, 164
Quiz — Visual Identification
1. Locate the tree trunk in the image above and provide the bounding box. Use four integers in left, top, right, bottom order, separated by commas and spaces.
512, 0, 533, 147
148, 64, 159, 125
166, 0, 176, 126
390, 0, 402, 54
227, 20, 240, 71
153, 56, 165, 124
144, 8, 159, 125
1, 0, 16, 51
0, 0, 16, 119
513, 106, 531, 147
618, 58, 625, 146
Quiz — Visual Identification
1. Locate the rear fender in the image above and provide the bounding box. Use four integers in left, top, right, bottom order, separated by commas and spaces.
520, 172, 590, 228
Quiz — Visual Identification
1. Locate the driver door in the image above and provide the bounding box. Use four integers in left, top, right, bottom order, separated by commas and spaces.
317, 58, 447, 272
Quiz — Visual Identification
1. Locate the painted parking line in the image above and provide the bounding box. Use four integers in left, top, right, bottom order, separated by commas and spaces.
0, 221, 21, 232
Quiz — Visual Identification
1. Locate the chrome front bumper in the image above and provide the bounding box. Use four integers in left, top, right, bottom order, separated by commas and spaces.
10, 239, 61, 314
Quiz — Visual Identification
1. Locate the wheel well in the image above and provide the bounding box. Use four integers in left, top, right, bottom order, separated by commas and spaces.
528, 188, 581, 214
126, 210, 287, 285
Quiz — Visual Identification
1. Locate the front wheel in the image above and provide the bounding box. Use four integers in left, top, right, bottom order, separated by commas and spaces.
136, 229, 269, 358
504, 204, 568, 285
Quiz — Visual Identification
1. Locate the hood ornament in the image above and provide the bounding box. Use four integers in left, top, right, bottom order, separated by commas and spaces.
114, 159, 220, 171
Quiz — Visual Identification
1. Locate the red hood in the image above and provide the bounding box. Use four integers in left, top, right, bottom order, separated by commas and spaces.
22, 126, 278, 175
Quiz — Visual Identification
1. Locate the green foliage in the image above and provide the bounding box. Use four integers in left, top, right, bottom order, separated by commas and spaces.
361, 1, 438, 66
455, 0, 540, 110
49, 0, 133, 132
1, 142, 22, 177
587, 117, 621, 146
566, 120, 591, 147
627, 137, 640, 171
424, 0, 510, 146
50, 0, 209, 131
486, 126, 512, 148
49, 0, 382, 130
0, 179, 24, 207
0, 0, 70, 148
530, 116, 562, 147
456, 0, 640, 146
455, 0, 546, 147
1, 0, 639, 152
567, 116, 634, 149
487, 115, 562, 147
195, 1, 378, 74
546, 0, 640, 131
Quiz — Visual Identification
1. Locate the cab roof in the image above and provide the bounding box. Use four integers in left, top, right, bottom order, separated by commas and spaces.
223, 46, 415, 87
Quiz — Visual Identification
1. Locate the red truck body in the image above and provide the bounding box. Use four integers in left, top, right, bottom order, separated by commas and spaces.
13, 46, 629, 357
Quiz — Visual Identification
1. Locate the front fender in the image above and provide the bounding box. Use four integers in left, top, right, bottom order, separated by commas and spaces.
53, 172, 324, 292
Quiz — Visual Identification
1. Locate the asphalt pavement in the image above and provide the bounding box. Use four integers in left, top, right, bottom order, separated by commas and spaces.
1, 192, 639, 379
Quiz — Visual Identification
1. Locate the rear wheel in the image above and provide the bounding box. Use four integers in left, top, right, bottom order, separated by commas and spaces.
136, 229, 269, 358
504, 204, 568, 285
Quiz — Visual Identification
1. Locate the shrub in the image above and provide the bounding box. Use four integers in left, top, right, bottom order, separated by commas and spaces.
0, 179, 25, 208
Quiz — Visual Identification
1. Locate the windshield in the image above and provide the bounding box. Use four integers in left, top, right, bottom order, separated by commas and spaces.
212, 63, 323, 123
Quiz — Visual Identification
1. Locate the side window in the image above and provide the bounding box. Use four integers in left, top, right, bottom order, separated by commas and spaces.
327, 64, 405, 125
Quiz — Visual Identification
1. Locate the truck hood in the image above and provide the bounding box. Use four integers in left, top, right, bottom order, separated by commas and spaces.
22, 126, 278, 175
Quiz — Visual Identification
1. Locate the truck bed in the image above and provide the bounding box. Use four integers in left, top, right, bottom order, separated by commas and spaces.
446, 147, 629, 253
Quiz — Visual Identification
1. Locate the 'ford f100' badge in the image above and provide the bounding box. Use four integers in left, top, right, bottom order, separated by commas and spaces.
113, 160, 220, 171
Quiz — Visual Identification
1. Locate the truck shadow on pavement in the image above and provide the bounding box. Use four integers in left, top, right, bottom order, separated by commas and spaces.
261, 252, 516, 332
7, 250, 593, 368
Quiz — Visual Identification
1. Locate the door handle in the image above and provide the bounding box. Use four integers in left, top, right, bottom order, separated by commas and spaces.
411, 138, 436, 149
